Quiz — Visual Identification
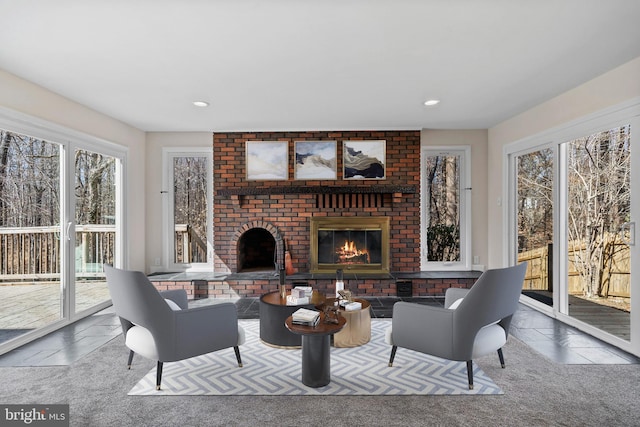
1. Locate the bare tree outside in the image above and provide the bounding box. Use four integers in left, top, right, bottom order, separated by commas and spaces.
567, 126, 631, 301
0, 131, 59, 229
424, 154, 460, 262
0, 130, 117, 279
75, 149, 116, 226
517, 149, 554, 253
516, 126, 631, 315
516, 148, 554, 301
173, 156, 208, 263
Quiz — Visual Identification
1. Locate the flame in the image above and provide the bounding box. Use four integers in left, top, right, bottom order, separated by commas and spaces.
336, 240, 370, 264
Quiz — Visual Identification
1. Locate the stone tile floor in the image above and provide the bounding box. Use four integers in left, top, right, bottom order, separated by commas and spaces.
0, 296, 638, 367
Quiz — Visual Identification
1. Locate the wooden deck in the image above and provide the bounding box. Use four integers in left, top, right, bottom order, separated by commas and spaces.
568, 295, 631, 341
0, 282, 110, 338
523, 290, 630, 341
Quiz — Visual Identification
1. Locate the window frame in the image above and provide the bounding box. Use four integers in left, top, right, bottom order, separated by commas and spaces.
161, 147, 213, 272
420, 145, 472, 270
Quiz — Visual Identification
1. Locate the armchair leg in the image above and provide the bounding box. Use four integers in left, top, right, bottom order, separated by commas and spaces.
497, 348, 505, 368
234, 346, 243, 367
388, 346, 397, 367
127, 350, 134, 369
466, 360, 474, 390
156, 361, 163, 391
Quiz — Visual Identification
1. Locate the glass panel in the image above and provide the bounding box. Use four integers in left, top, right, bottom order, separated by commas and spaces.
516, 149, 554, 306
173, 156, 208, 264
566, 125, 631, 341
0, 130, 62, 344
317, 230, 335, 264
424, 154, 460, 262
74, 149, 116, 313
332, 230, 381, 265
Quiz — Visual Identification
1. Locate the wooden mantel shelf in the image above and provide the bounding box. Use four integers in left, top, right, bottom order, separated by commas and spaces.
217, 185, 416, 197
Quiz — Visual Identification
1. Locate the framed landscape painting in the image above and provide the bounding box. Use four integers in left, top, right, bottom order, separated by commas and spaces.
343, 140, 386, 179
246, 141, 288, 180
294, 141, 337, 180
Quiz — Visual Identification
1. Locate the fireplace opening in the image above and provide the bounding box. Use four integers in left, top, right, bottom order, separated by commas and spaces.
237, 228, 276, 272
311, 217, 389, 274
318, 230, 382, 265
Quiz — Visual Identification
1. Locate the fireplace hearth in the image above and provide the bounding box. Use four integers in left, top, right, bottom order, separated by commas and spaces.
310, 217, 389, 274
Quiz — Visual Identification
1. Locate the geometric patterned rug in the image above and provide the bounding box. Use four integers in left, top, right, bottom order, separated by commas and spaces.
128, 319, 503, 396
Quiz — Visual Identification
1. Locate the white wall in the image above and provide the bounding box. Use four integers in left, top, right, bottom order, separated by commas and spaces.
145, 132, 212, 272
421, 129, 488, 269
0, 69, 147, 270
487, 56, 640, 267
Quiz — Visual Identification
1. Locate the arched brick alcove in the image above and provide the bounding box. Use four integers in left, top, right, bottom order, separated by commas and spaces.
232, 221, 284, 273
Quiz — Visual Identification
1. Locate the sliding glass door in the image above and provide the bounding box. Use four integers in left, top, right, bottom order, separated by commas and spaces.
0, 123, 123, 351
73, 148, 118, 314
508, 105, 639, 356
515, 148, 554, 308
0, 131, 63, 344
564, 125, 632, 341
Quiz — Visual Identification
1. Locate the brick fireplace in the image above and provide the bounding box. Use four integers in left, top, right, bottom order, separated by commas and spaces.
213, 130, 421, 276
149, 130, 478, 299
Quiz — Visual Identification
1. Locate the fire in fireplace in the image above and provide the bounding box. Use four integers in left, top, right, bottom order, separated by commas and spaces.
336, 239, 371, 264
310, 217, 389, 274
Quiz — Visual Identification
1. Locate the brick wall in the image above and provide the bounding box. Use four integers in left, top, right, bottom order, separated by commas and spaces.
213, 130, 422, 274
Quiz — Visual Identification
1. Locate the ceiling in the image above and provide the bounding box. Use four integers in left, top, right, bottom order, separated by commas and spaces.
2, 1, 640, 132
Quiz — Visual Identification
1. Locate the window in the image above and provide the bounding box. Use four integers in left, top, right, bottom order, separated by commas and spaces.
162, 148, 213, 271
421, 146, 471, 270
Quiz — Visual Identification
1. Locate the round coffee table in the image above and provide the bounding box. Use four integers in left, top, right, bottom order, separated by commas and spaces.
285, 313, 346, 387
259, 291, 325, 348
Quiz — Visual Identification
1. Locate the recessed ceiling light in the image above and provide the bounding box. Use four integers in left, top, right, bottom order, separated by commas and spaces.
193, 101, 209, 107
424, 99, 440, 106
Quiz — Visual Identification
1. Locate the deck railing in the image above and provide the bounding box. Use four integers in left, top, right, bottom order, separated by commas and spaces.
0, 224, 207, 281
0, 225, 115, 281
174, 224, 207, 264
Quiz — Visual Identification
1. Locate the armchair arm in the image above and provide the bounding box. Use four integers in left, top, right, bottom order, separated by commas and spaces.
391, 302, 455, 360
160, 289, 189, 310
170, 302, 239, 361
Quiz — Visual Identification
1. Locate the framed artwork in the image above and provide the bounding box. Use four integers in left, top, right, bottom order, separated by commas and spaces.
245, 141, 288, 180
294, 141, 337, 180
343, 140, 386, 179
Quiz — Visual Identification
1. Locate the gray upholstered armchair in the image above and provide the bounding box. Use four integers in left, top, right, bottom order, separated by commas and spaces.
385, 263, 527, 389
105, 265, 245, 390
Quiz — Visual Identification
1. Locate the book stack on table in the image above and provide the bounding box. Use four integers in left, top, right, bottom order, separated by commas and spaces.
339, 300, 362, 311
291, 308, 320, 327
286, 286, 313, 305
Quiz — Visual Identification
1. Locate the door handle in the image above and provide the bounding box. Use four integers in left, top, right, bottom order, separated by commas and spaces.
66, 222, 73, 241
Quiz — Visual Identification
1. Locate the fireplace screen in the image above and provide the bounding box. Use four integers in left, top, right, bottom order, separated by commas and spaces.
318, 230, 382, 265
310, 217, 389, 274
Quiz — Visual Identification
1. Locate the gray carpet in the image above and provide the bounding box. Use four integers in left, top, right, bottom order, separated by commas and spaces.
1, 327, 640, 426
129, 320, 501, 396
